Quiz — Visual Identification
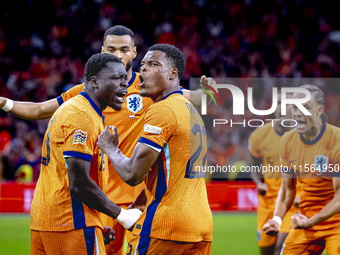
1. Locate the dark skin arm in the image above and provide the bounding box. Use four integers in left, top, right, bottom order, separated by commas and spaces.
0, 76, 215, 120
0, 97, 59, 121
250, 156, 268, 195
97, 126, 159, 186
67, 157, 121, 219
292, 177, 340, 228
263, 173, 296, 236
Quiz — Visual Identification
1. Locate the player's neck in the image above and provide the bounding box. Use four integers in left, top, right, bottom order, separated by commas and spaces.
302, 121, 324, 141
153, 84, 181, 102
275, 122, 284, 135
83, 87, 105, 113
127, 68, 133, 83
275, 121, 292, 135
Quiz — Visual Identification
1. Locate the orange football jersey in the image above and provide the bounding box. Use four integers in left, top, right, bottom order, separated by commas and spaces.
58, 72, 152, 204
132, 91, 213, 242
31, 92, 108, 231
280, 123, 340, 230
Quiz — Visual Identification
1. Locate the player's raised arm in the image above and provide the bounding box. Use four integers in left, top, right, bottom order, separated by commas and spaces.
182, 75, 217, 108
0, 97, 59, 121
67, 156, 142, 229
97, 126, 159, 186
292, 176, 340, 229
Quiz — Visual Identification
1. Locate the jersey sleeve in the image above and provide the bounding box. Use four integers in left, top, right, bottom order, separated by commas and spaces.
138, 104, 177, 153
57, 84, 85, 106
61, 112, 99, 162
248, 128, 262, 159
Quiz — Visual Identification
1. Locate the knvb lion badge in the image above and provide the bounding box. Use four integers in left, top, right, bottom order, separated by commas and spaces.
127, 94, 143, 119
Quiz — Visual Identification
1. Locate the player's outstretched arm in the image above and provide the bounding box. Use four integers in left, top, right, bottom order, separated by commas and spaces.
67, 157, 142, 229
292, 176, 340, 229
182, 75, 217, 108
263, 173, 296, 236
97, 126, 159, 186
0, 97, 59, 121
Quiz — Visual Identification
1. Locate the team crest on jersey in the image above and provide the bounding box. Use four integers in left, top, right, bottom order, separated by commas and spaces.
314, 155, 328, 174
73, 130, 87, 145
127, 94, 143, 113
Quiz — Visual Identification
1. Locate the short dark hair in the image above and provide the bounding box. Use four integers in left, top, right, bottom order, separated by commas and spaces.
85, 53, 122, 82
148, 44, 186, 79
103, 25, 135, 44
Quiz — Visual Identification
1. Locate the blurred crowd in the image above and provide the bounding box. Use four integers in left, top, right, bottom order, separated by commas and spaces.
1, 0, 340, 181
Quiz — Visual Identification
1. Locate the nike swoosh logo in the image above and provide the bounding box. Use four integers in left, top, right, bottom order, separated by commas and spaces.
289, 159, 298, 163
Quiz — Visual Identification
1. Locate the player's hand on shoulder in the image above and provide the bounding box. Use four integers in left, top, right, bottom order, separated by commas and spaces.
200, 75, 217, 93
263, 219, 280, 236
291, 213, 312, 229
256, 182, 268, 196
102, 226, 115, 245
0, 97, 7, 108
97, 126, 119, 153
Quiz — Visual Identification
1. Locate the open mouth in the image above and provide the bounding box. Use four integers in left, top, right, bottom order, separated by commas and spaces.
116, 91, 127, 103
296, 120, 307, 129
139, 75, 145, 86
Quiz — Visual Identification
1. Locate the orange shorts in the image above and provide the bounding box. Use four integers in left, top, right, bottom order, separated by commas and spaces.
257, 199, 299, 247
31, 226, 105, 255
100, 203, 132, 255
282, 227, 340, 255
126, 233, 212, 255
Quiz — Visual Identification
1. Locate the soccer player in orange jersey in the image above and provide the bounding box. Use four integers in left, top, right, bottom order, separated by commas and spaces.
97, 44, 213, 255
0, 26, 216, 254
263, 85, 340, 255
249, 92, 301, 255
30, 53, 143, 254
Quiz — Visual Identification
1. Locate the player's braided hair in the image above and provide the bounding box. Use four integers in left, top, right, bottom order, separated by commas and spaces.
85, 53, 122, 82
300, 84, 327, 124
148, 44, 186, 79
103, 25, 135, 44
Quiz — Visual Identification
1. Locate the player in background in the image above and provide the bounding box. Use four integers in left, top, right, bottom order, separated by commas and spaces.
249, 92, 301, 255
30, 53, 142, 254
97, 44, 213, 254
0, 26, 216, 255
263, 85, 340, 255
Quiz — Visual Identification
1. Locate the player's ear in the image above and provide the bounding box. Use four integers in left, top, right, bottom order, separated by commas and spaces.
101, 46, 105, 53
318, 105, 324, 116
90, 76, 99, 89
132, 46, 137, 59
169, 68, 178, 80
